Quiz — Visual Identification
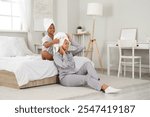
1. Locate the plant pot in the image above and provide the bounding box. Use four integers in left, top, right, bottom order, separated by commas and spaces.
77, 29, 83, 34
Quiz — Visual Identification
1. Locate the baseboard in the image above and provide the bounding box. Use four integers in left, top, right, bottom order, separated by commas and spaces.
95, 66, 149, 74
95, 68, 107, 73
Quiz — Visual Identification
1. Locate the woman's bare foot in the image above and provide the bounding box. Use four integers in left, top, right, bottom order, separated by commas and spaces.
101, 84, 121, 94
101, 84, 109, 91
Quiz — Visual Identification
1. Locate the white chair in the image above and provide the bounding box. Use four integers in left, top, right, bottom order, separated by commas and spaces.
117, 39, 141, 79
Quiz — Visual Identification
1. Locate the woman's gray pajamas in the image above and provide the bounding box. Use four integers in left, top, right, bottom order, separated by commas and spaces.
53, 39, 103, 91
60, 62, 103, 91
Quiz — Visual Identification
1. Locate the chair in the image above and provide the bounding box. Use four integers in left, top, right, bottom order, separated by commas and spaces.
120, 28, 137, 40
117, 39, 141, 79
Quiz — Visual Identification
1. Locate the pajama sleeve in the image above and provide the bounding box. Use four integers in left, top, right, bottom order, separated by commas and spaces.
54, 53, 72, 69
69, 38, 84, 56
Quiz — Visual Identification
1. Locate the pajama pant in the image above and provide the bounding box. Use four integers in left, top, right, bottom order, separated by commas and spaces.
60, 62, 103, 91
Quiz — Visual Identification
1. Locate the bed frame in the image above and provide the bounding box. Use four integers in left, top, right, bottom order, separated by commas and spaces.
0, 70, 59, 89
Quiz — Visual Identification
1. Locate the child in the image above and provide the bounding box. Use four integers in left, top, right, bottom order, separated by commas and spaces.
53, 32, 121, 94
41, 18, 59, 60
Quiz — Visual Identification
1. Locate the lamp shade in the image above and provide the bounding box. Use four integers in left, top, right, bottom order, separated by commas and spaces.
87, 3, 103, 16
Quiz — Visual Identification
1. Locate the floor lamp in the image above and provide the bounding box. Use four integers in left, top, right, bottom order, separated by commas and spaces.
86, 3, 104, 73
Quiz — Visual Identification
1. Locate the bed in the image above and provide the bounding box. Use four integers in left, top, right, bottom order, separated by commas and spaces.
0, 36, 94, 89
0, 55, 59, 89
0, 36, 58, 89
0, 70, 58, 89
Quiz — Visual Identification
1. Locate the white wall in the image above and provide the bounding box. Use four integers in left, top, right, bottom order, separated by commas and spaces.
68, 0, 80, 33
54, 0, 68, 32
54, 0, 79, 33
79, 0, 150, 69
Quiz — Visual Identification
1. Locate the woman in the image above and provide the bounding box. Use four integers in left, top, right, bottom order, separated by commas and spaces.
53, 32, 121, 94
41, 18, 59, 60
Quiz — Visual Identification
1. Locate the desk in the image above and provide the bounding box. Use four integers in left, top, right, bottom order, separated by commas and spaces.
72, 33, 90, 56
107, 42, 150, 76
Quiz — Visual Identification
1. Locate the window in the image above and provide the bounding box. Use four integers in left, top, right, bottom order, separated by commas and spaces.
0, 0, 22, 31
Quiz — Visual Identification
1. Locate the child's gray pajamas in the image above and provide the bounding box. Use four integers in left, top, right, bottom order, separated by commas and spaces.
53, 39, 103, 91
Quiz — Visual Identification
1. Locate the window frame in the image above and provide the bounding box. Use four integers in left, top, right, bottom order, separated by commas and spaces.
0, 0, 23, 32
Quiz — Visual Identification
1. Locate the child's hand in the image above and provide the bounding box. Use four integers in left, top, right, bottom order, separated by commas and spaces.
52, 39, 59, 44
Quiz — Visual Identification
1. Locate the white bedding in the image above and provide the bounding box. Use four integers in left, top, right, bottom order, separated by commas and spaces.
0, 55, 94, 86
0, 55, 58, 86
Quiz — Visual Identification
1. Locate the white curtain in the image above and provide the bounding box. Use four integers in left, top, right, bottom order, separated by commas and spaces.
20, 0, 34, 51
20, 0, 31, 31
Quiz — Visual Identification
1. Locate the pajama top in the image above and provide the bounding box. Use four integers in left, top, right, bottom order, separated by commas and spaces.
53, 39, 84, 80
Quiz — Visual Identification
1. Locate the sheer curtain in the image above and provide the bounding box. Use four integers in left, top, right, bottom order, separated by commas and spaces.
20, 0, 34, 51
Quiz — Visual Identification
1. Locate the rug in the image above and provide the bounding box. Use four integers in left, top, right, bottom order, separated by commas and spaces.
0, 75, 150, 100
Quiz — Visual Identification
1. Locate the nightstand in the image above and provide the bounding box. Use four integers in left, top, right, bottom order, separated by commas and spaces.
34, 43, 42, 54
72, 32, 90, 56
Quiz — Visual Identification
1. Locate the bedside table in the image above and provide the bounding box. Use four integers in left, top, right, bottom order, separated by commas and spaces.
34, 44, 42, 54
72, 32, 90, 56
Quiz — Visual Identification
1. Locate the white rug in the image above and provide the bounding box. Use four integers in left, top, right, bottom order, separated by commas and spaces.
0, 75, 150, 100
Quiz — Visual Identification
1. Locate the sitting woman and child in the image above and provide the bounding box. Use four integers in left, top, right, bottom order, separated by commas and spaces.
41, 18, 121, 94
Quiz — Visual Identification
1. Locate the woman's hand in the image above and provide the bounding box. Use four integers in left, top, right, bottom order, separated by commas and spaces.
59, 46, 66, 55
66, 33, 72, 42
52, 38, 59, 44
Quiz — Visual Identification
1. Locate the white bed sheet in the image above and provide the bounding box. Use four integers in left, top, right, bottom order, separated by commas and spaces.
0, 54, 58, 86
0, 55, 94, 86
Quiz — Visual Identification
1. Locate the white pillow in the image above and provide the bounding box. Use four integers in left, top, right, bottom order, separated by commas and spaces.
0, 36, 33, 57
11, 37, 33, 56
0, 36, 11, 57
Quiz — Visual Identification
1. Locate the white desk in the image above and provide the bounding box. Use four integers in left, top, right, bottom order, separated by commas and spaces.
107, 42, 150, 76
